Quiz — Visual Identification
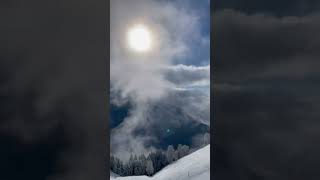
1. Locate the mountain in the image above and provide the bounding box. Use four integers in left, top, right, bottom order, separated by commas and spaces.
110, 144, 210, 180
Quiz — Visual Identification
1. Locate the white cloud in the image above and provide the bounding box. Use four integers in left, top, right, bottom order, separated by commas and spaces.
110, 0, 209, 160
110, 0, 202, 102
165, 64, 210, 87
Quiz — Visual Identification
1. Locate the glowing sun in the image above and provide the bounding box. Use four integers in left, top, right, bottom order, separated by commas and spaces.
127, 24, 152, 52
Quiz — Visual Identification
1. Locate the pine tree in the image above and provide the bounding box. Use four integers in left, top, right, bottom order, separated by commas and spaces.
148, 150, 168, 173
114, 158, 120, 175
146, 159, 154, 176
182, 145, 190, 157
203, 133, 210, 145
127, 154, 134, 175
166, 145, 176, 163
110, 144, 193, 177
123, 163, 130, 176
139, 154, 147, 175
110, 155, 115, 172
177, 144, 190, 159
118, 160, 124, 176
133, 155, 140, 175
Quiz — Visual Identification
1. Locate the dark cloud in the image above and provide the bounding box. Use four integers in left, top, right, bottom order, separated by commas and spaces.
1, 0, 108, 180
213, 0, 320, 16
213, 9, 320, 84
214, 87, 320, 180
213, 8, 320, 180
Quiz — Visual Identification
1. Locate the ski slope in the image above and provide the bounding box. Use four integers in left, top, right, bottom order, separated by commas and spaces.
110, 145, 210, 180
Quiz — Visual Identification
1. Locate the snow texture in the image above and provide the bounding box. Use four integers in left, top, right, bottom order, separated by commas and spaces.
110, 145, 210, 180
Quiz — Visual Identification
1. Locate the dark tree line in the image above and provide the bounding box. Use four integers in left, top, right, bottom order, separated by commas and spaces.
110, 144, 191, 176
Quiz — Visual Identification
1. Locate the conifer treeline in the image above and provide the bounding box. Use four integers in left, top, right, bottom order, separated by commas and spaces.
110, 144, 190, 176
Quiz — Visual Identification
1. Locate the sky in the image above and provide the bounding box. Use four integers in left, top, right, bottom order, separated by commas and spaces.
110, 0, 210, 161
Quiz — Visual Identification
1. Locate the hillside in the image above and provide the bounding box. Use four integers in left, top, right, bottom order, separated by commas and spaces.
110, 144, 210, 180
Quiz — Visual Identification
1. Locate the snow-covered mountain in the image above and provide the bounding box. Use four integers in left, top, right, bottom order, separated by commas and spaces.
110, 144, 210, 180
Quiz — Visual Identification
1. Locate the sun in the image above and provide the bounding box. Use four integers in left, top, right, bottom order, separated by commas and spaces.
127, 24, 152, 52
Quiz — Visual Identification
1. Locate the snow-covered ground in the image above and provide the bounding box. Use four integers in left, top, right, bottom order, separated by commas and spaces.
110, 145, 210, 180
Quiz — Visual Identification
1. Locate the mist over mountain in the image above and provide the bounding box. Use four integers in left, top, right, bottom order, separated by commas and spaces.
110, 0, 210, 162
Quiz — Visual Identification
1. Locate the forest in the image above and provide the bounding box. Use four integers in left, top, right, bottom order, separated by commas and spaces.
110, 144, 191, 176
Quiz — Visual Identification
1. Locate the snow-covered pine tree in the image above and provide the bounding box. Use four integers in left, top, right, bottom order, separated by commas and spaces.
177, 144, 190, 158
146, 159, 154, 176
114, 158, 120, 175
166, 145, 176, 163
139, 154, 147, 175
133, 155, 142, 175
110, 155, 115, 172
203, 133, 210, 146
127, 154, 134, 175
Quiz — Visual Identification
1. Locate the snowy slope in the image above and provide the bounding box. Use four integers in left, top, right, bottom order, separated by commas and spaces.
110, 145, 210, 180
